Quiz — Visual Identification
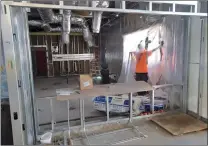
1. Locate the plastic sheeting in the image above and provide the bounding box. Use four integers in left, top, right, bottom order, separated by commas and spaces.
120, 16, 185, 85
102, 15, 186, 108
10, 7, 36, 144
1, 35, 9, 99
105, 16, 185, 86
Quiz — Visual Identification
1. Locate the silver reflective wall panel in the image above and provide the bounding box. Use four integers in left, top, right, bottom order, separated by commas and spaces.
103, 15, 185, 86
10, 7, 36, 144
1, 5, 25, 145
102, 15, 187, 108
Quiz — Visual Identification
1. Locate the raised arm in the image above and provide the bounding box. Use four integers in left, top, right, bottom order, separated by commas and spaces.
152, 41, 164, 52
151, 45, 160, 53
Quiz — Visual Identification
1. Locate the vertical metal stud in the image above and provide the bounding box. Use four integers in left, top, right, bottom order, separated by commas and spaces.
151, 90, 155, 114
67, 100, 70, 130
129, 93, 133, 122
197, 18, 205, 118
50, 99, 55, 131
80, 99, 85, 131
149, 2, 152, 11
173, 3, 176, 12
121, 1, 126, 9
106, 96, 110, 121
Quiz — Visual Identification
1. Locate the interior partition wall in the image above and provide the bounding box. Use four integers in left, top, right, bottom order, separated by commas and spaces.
1, 1, 207, 145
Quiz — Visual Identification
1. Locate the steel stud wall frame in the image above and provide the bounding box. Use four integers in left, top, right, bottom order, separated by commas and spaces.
1, 5, 27, 145
1, 1, 207, 145
2, 1, 207, 16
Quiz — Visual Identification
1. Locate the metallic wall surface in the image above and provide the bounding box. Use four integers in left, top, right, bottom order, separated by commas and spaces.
10, 7, 36, 144
103, 15, 186, 86
101, 22, 123, 79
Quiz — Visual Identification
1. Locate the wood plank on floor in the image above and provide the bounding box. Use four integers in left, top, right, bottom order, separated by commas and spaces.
151, 113, 207, 136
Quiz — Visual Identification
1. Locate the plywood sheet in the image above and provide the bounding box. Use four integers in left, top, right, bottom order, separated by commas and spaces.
57, 81, 153, 101
151, 113, 207, 136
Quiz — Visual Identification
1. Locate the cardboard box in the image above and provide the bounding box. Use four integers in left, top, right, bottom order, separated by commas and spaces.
79, 74, 93, 90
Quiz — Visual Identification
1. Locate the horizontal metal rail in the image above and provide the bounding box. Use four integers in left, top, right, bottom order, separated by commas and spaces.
36, 84, 183, 137
2, 1, 207, 16
52, 54, 95, 61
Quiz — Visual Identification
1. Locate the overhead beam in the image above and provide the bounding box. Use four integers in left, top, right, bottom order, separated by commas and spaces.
30, 32, 82, 36
2, 1, 207, 16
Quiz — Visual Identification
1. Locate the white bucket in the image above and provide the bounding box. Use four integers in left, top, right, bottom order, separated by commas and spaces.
40, 132, 52, 144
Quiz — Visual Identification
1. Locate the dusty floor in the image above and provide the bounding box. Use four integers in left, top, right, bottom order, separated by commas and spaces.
72, 119, 207, 145
34, 77, 180, 133
34, 78, 207, 145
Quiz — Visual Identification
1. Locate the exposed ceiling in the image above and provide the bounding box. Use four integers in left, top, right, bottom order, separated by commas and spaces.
28, 1, 119, 32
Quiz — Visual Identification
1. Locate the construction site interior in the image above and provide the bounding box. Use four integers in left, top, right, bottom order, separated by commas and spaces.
1, 1, 207, 145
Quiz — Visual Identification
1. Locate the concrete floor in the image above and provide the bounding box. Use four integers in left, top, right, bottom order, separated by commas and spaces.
34, 78, 207, 145
72, 119, 207, 145
34, 77, 181, 133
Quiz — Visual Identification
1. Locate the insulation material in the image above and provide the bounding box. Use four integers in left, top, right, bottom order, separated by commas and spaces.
120, 16, 185, 85
37, 8, 62, 23
92, 1, 109, 33
62, 10, 71, 44
103, 15, 186, 108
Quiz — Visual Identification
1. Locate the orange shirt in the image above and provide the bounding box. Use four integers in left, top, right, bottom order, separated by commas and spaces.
135, 50, 152, 73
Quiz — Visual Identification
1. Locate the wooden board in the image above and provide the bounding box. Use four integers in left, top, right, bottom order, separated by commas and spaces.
151, 113, 207, 136
57, 81, 153, 101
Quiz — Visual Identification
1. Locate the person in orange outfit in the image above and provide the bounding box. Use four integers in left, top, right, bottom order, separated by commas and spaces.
132, 41, 163, 95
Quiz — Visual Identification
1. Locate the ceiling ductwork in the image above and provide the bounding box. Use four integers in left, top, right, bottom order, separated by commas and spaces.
62, 10, 71, 44
37, 8, 62, 23
71, 16, 94, 47
92, 1, 109, 33
36, 8, 94, 47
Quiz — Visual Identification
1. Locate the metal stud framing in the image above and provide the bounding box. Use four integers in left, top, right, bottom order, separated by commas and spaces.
1, 1, 207, 145
2, 1, 207, 16
1, 5, 26, 145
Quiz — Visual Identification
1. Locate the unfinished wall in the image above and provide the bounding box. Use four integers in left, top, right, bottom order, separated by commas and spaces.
30, 34, 100, 77
101, 14, 185, 86
187, 17, 207, 119
187, 17, 202, 114
201, 18, 207, 119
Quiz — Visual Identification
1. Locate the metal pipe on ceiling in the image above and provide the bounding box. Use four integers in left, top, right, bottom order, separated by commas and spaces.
35, 8, 94, 47
92, 1, 109, 33
62, 10, 71, 44
71, 16, 95, 47
37, 8, 62, 23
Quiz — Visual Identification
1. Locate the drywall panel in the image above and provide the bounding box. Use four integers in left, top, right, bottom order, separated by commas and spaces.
188, 63, 200, 113
189, 17, 201, 64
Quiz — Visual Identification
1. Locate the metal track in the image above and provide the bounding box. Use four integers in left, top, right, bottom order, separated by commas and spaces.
52, 54, 95, 61
2, 1, 207, 16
